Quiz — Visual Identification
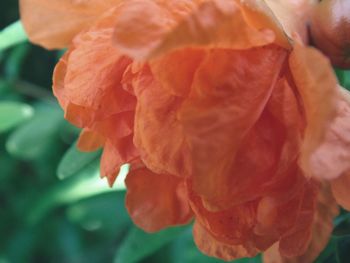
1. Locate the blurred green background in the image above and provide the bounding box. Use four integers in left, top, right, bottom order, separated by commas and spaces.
1, 1, 350, 263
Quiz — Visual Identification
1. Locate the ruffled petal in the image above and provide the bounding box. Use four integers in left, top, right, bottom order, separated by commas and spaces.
131, 66, 191, 177
20, 0, 121, 49
77, 129, 105, 152
149, 48, 205, 97
189, 174, 320, 259
100, 136, 138, 186
263, 0, 314, 42
308, 89, 350, 180
125, 166, 192, 232
278, 193, 315, 257
91, 111, 134, 144
113, 0, 201, 60
254, 169, 307, 238
263, 183, 338, 262
193, 221, 258, 261
64, 103, 97, 128
199, 76, 304, 211
189, 188, 260, 247
52, 10, 137, 152
114, 0, 276, 60
201, 110, 288, 210
52, 8, 136, 117
271, 181, 318, 258
289, 44, 339, 178
234, 0, 290, 48
239, 0, 315, 45
178, 46, 286, 203
63, 15, 133, 112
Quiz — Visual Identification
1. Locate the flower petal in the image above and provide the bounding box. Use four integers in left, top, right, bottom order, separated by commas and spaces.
100, 136, 138, 186
77, 129, 105, 152
239, 0, 315, 45
63, 16, 133, 112
150, 48, 205, 97
132, 65, 191, 177
254, 170, 307, 238
193, 221, 258, 261
263, 0, 314, 42
53, 19, 136, 127
308, 89, 350, 180
234, 0, 290, 48
263, 182, 338, 262
20, 0, 121, 49
125, 166, 192, 232
113, 0, 201, 60
202, 77, 304, 211
289, 44, 338, 178
114, 0, 276, 60
178, 46, 286, 202
91, 111, 134, 144
189, 189, 260, 246
52, 10, 137, 151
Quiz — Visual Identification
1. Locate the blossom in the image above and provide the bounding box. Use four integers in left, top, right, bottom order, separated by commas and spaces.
20, 0, 350, 261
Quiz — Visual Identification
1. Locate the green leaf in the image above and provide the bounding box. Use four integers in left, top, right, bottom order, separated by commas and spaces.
335, 69, 345, 84
57, 142, 102, 180
315, 235, 350, 263
333, 213, 350, 237
336, 69, 350, 91
115, 226, 187, 263
0, 152, 18, 182
343, 70, 350, 90
4, 43, 30, 79
26, 159, 127, 224
54, 220, 83, 263
66, 191, 130, 235
0, 21, 27, 51
26, 159, 104, 224
0, 101, 33, 133
6, 103, 63, 159
6, 228, 37, 263
334, 235, 350, 263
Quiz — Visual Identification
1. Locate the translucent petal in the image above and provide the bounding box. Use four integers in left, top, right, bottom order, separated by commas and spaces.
20, 0, 121, 48
125, 166, 192, 232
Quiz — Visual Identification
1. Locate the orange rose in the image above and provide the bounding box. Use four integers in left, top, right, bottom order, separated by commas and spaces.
20, 0, 350, 261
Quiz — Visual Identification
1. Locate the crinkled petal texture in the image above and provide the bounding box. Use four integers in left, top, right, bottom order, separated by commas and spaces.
178, 46, 287, 207
53, 9, 138, 185
263, 183, 339, 263
45, 0, 348, 262
289, 45, 339, 179
125, 165, 192, 232
20, 0, 122, 49
193, 221, 259, 261
113, 0, 290, 60
308, 90, 350, 181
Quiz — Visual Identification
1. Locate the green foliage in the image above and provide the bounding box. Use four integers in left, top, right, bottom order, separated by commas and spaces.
0, 21, 27, 51
6, 103, 63, 159
0, 101, 33, 132
57, 142, 102, 180
115, 226, 187, 263
335, 69, 350, 90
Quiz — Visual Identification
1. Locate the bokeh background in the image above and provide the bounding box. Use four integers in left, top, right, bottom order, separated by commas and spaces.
1, 1, 350, 262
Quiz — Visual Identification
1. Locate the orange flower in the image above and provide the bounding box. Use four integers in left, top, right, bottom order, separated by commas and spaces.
20, 0, 350, 261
